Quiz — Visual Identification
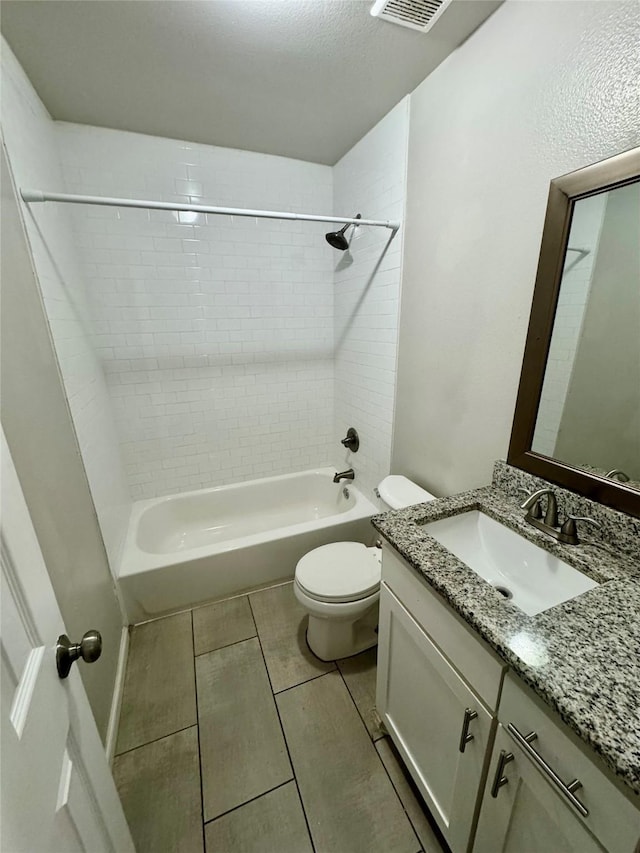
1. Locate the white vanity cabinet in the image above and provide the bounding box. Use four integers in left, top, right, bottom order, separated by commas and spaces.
474, 675, 640, 853
377, 545, 640, 853
376, 545, 507, 853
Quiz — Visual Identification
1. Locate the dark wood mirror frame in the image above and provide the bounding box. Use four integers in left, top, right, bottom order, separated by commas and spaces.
508, 146, 640, 519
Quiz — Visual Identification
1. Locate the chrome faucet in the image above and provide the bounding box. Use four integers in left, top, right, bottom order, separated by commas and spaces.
333, 468, 355, 483
519, 488, 600, 544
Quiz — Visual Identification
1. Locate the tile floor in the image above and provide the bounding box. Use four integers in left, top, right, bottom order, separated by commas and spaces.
113, 581, 448, 853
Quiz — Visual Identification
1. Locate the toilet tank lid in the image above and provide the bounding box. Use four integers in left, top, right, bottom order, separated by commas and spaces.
378, 475, 436, 510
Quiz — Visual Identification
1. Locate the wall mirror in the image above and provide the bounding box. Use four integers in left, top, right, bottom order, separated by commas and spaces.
508, 147, 640, 518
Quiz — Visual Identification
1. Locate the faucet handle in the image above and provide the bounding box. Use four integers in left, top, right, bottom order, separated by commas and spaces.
340, 428, 359, 453
559, 515, 601, 544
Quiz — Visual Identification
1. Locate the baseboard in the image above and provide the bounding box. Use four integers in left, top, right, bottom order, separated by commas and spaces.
105, 625, 129, 764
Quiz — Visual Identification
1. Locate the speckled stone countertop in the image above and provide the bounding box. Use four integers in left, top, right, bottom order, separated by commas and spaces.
372, 483, 640, 798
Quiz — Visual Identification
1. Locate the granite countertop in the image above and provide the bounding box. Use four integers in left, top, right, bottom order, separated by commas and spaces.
372, 485, 640, 798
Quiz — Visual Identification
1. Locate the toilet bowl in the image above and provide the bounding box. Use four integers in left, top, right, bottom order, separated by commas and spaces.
294, 475, 436, 661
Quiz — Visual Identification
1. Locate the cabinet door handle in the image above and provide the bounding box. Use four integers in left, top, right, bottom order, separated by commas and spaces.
490, 749, 514, 798
458, 707, 478, 753
507, 723, 589, 817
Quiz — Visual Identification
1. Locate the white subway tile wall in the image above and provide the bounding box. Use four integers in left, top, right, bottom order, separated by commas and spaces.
332, 100, 409, 507
2, 43, 132, 569
4, 37, 408, 539
54, 124, 336, 498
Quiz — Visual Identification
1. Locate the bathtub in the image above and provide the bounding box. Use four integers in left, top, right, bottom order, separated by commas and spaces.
118, 467, 378, 622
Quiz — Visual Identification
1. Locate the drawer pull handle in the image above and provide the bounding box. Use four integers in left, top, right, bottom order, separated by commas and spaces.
490, 749, 514, 798
458, 708, 478, 753
507, 723, 589, 818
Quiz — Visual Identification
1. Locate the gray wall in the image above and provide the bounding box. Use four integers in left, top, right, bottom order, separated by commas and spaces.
1, 147, 124, 741
392, 0, 640, 496
555, 184, 640, 477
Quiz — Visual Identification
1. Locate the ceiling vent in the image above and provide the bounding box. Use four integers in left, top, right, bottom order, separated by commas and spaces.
370, 0, 453, 33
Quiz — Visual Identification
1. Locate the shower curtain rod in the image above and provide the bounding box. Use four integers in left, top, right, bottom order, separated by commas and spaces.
20, 189, 400, 231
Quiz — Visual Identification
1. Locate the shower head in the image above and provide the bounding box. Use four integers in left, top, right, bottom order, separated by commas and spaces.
325, 214, 361, 250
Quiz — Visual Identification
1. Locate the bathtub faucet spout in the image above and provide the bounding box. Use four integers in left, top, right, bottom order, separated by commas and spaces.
333, 469, 355, 483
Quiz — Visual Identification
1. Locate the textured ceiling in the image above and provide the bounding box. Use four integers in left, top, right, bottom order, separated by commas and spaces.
1, 0, 501, 165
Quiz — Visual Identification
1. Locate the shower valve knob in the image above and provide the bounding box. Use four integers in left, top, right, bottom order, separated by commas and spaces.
340, 428, 359, 453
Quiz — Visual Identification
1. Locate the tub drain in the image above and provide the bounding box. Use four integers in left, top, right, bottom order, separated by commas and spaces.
494, 585, 513, 600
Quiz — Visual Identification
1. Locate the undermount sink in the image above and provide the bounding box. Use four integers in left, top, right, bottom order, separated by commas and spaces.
424, 510, 598, 616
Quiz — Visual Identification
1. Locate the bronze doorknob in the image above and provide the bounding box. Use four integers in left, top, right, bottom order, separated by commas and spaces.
56, 630, 102, 679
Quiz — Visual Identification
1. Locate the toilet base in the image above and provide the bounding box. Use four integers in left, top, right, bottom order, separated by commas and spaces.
306, 602, 379, 662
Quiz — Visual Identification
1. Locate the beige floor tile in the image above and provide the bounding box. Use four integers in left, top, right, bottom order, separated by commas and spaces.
196, 637, 292, 821
116, 611, 196, 754
337, 646, 385, 740
193, 595, 256, 655
249, 582, 335, 692
204, 782, 312, 853
113, 726, 202, 853
376, 737, 448, 853
277, 671, 420, 853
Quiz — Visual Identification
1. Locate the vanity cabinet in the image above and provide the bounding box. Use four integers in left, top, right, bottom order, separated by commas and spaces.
377, 545, 640, 853
377, 545, 507, 853
377, 585, 494, 853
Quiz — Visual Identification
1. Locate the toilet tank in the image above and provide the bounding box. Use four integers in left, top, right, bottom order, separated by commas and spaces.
377, 475, 436, 510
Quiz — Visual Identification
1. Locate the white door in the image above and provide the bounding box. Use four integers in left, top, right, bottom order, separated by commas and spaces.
1, 429, 134, 853
473, 724, 605, 853
376, 584, 494, 853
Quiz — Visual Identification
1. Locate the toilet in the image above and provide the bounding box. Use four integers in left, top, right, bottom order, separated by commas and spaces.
294, 475, 436, 661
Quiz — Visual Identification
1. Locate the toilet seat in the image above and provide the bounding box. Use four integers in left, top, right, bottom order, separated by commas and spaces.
295, 542, 381, 604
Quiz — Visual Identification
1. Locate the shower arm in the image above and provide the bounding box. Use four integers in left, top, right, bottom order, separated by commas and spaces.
20, 189, 401, 232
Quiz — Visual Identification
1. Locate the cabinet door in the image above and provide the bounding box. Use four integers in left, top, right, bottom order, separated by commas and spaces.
473, 724, 605, 853
376, 584, 494, 853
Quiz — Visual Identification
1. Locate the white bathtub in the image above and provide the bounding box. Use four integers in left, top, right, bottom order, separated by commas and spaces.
118, 467, 378, 622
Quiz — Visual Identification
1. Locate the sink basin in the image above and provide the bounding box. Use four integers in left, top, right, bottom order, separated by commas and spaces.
424, 510, 597, 616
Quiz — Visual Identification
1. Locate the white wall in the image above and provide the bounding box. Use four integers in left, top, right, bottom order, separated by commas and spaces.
1, 41, 131, 572
393, 0, 640, 496
56, 124, 335, 499
332, 99, 409, 506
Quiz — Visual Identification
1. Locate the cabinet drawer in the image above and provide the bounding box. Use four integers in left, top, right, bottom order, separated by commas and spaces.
382, 544, 505, 709
499, 673, 640, 853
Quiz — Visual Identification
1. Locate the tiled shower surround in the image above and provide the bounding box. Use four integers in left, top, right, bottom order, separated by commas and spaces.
54, 111, 408, 504
56, 125, 336, 499
3, 33, 407, 572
